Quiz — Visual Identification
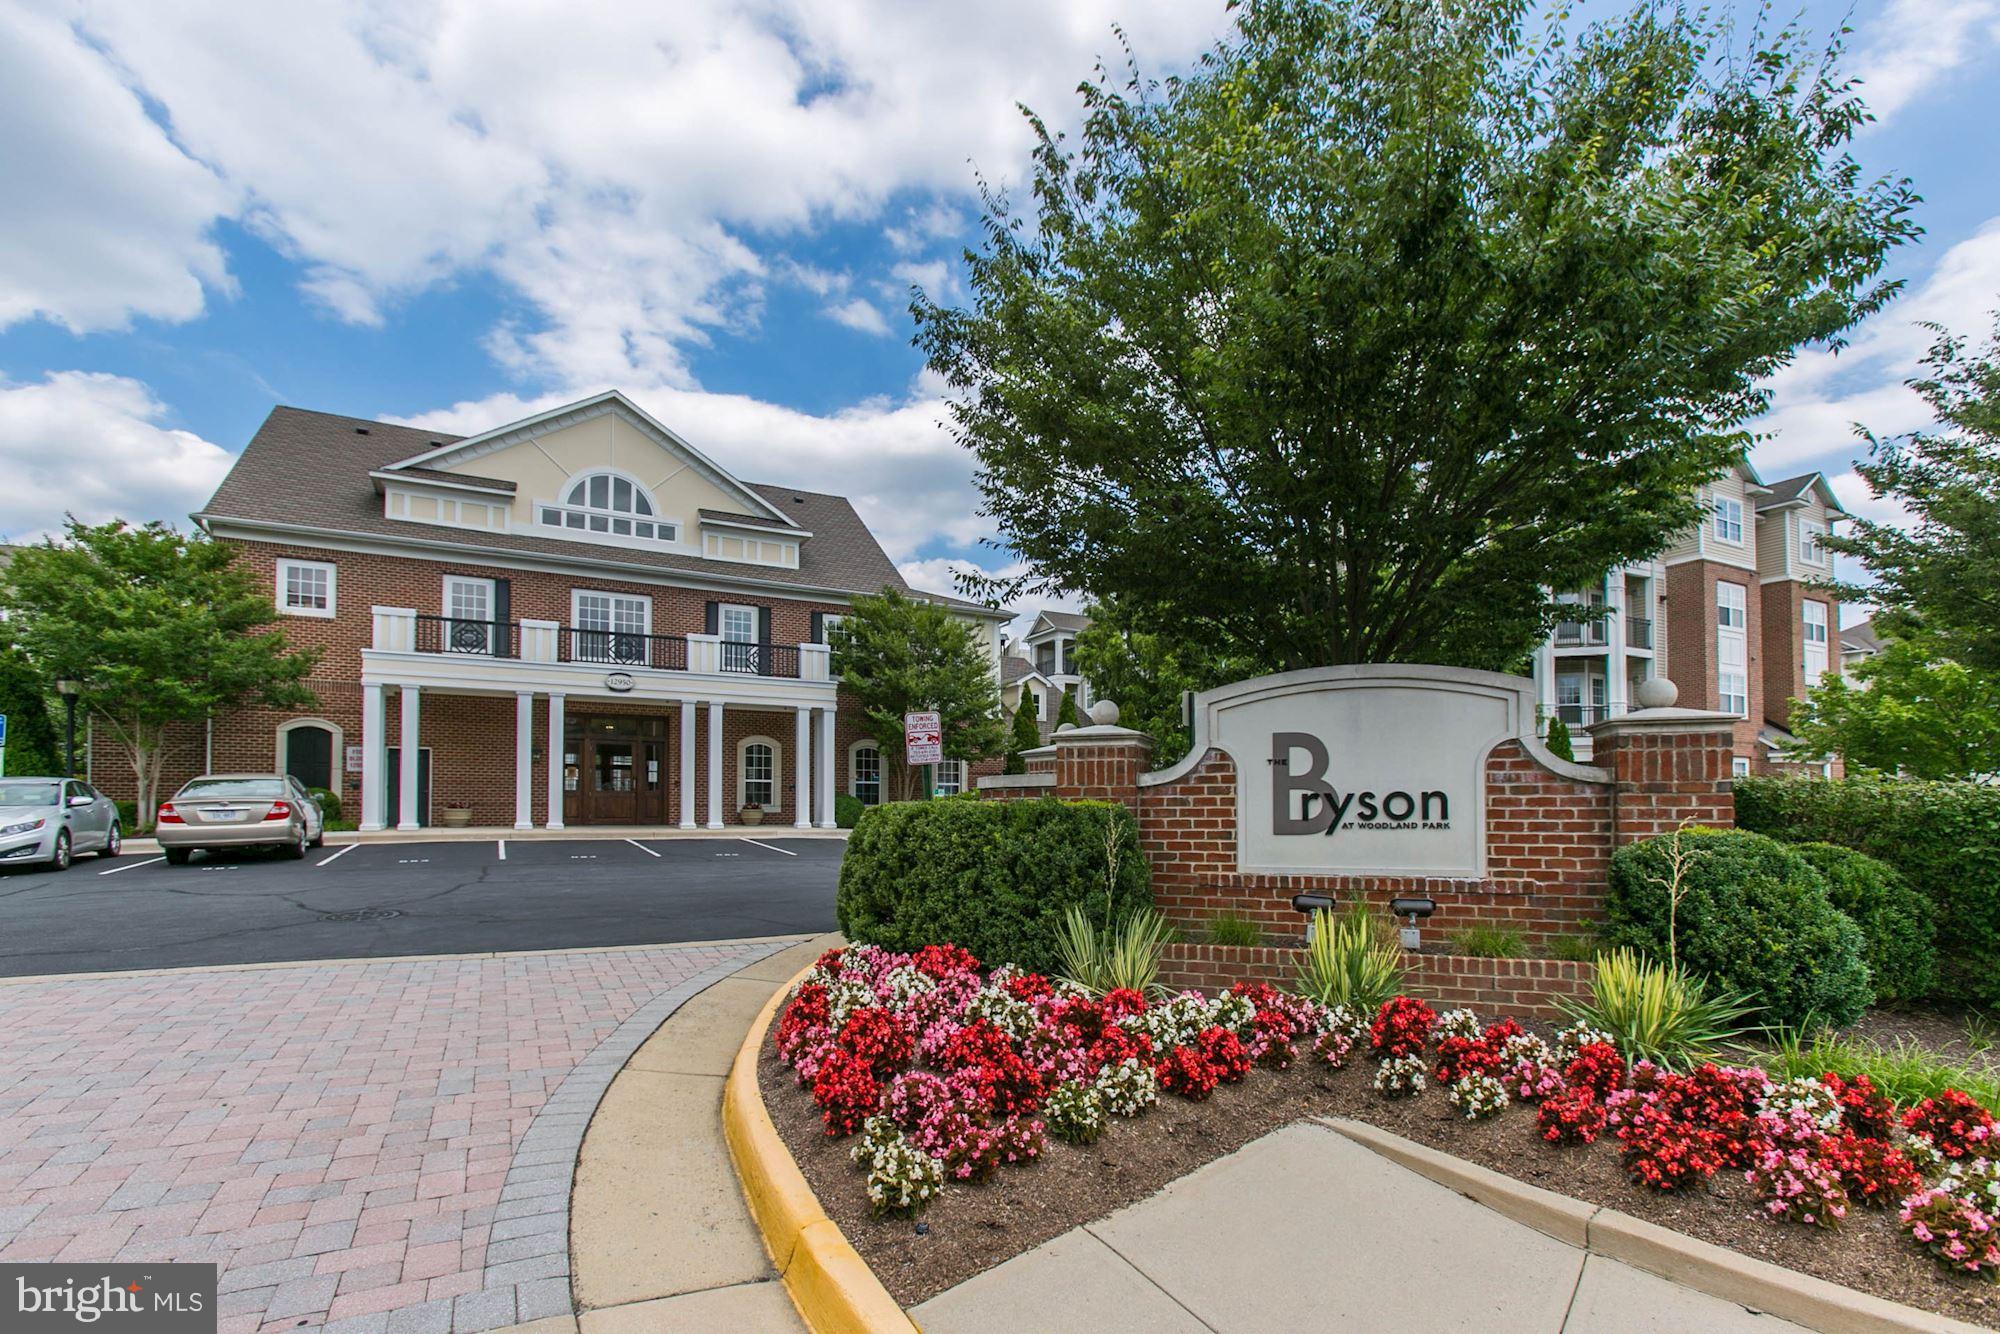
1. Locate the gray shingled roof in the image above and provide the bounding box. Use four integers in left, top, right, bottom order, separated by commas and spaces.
1033, 609, 1093, 634
387, 464, 518, 492
1841, 617, 1883, 655
199, 406, 910, 598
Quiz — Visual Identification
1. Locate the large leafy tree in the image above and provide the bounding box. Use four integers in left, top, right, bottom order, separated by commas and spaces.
1785, 623, 2000, 780
917, 0, 1915, 671
830, 586, 1005, 800
1829, 322, 2000, 673
1071, 599, 1246, 763
0, 521, 320, 819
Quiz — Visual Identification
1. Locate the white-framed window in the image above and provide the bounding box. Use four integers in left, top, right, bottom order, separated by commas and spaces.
1717, 581, 1748, 716
1732, 756, 1752, 778
277, 559, 336, 618
738, 735, 780, 810
849, 741, 882, 806
1799, 521, 1827, 566
818, 613, 846, 644
1712, 494, 1744, 544
439, 575, 499, 653
1803, 600, 1829, 686
719, 602, 760, 673
537, 471, 678, 543
932, 760, 967, 797
572, 590, 651, 664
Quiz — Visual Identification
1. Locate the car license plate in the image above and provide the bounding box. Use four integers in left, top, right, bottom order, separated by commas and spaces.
205, 808, 246, 822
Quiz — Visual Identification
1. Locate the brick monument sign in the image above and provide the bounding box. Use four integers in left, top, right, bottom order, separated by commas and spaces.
979, 665, 1737, 1016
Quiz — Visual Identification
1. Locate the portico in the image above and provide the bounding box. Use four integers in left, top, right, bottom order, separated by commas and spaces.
358, 607, 841, 831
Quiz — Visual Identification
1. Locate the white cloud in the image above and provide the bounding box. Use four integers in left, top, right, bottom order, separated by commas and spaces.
0, 5, 235, 332
1853, 0, 2000, 124
0, 372, 233, 539
1751, 215, 2000, 482
824, 296, 892, 336
40, 0, 1229, 381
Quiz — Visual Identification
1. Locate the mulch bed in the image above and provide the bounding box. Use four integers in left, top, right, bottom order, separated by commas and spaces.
758, 1038, 2000, 1323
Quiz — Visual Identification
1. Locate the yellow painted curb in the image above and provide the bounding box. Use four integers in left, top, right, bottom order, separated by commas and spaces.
723, 959, 920, 1333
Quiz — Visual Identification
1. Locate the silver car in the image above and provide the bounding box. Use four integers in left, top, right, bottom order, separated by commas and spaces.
0, 777, 122, 871
157, 773, 325, 865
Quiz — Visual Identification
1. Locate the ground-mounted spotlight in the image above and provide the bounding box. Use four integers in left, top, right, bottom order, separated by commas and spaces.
1291, 892, 1337, 946
1390, 896, 1436, 951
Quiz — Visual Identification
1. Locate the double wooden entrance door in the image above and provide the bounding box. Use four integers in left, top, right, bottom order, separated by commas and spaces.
562, 715, 669, 825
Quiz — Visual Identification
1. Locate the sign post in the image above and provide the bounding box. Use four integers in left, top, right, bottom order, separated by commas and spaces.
904, 710, 942, 797
0, 712, 7, 778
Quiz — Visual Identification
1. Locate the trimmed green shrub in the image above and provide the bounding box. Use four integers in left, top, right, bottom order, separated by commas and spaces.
1737, 777, 2000, 1006
308, 787, 342, 822
1055, 688, 1081, 730
1791, 842, 1938, 1006
837, 796, 1150, 973
834, 793, 864, 830
1004, 702, 1041, 775
1543, 717, 1574, 763
1605, 828, 1872, 1031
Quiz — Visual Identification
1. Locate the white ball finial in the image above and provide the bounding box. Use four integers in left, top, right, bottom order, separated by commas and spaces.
1635, 676, 1678, 710
1088, 699, 1120, 726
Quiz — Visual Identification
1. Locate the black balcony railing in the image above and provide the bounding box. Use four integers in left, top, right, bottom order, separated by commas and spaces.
415, 614, 517, 657
719, 641, 802, 678
562, 628, 689, 671
1554, 703, 1608, 726
1553, 620, 1609, 647
1626, 617, 1654, 650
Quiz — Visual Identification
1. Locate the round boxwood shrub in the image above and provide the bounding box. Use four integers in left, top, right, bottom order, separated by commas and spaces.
1791, 842, 1938, 1007
1604, 828, 1872, 1031
837, 796, 1150, 974
833, 792, 864, 830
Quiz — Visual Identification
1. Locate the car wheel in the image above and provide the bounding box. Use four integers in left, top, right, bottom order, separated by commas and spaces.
283, 824, 308, 860
49, 830, 71, 872
164, 847, 191, 866
98, 823, 122, 859
309, 823, 324, 850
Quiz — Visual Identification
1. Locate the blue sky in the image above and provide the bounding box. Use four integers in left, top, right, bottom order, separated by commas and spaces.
2, 0, 1997, 620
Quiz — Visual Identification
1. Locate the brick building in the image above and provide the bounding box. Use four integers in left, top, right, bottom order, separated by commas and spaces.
1531, 462, 1849, 774
89, 391, 1008, 829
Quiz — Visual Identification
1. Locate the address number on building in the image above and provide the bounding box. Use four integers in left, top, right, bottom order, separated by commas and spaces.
604, 672, 636, 693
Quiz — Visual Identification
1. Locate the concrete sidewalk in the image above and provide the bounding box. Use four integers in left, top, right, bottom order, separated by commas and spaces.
914, 1121, 1802, 1334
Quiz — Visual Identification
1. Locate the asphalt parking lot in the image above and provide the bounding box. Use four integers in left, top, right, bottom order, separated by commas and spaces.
0, 835, 842, 977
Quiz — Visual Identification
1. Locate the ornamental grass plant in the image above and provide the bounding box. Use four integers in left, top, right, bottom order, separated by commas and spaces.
1055, 902, 1175, 998
1560, 948, 1758, 1070
1765, 1030, 2000, 1119
1295, 905, 1404, 1011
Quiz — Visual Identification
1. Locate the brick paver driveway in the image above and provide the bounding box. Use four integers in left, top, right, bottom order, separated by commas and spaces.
0, 940, 789, 1333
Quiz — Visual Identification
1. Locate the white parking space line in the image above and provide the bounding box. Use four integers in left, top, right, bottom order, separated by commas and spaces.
738, 838, 798, 857
498, 839, 507, 860
98, 856, 165, 876
624, 839, 662, 858
315, 844, 357, 868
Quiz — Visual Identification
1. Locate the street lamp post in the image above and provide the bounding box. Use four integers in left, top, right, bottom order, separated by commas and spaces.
55, 679, 80, 779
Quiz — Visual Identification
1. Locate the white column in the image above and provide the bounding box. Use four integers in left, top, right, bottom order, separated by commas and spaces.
361, 683, 387, 830
815, 707, 836, 828
546, 693, 566, 829
793, 706, 813, 829
513, 692, 535, 831
706, 701, 725, 829
678, 702, 697, 829
396, 686, 421, 831
1606, 569, 1629, 719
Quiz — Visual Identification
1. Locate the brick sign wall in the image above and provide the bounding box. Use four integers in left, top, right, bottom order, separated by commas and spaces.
983, 665, 1737, 1017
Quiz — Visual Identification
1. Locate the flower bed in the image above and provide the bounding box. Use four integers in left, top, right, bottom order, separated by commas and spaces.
760, 943, 2000, 1321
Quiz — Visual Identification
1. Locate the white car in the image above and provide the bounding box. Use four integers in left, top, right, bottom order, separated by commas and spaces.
0, 777, 123, 871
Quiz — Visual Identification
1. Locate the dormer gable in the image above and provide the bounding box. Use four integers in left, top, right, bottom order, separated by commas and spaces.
371, 391, 807, 569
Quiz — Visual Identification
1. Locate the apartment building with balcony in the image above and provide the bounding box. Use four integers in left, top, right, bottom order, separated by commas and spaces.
90, 391, 1007, 829
999, 609, 1092, 739
1531, 462, 1849, 772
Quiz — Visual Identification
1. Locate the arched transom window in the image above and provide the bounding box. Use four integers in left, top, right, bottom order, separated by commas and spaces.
539, 472, 678, 542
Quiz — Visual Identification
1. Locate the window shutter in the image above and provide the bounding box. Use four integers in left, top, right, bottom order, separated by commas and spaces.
758, 607, 774, 675
493, 579, 513, 657
810, 611, 823, 643
704, 601, 718, 635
